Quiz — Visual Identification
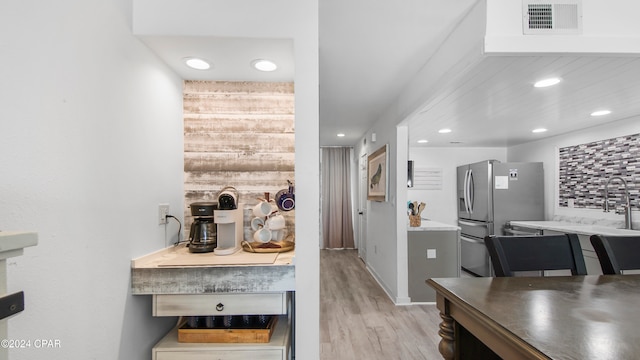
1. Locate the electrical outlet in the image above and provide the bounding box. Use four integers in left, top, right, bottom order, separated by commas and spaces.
158, 203, 170, 225
427, 249, 437, 259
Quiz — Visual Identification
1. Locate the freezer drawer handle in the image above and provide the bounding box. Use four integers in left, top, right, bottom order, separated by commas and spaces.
460, 235, 484, 244
458, 220, 489, 228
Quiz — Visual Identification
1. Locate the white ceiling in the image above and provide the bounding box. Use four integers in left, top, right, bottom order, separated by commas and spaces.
407, 55, 640, 147
138, 0, 640, 148
139, 36, 295, 82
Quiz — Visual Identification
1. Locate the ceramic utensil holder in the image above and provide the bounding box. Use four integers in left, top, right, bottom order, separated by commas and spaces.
409, 215, 421, 227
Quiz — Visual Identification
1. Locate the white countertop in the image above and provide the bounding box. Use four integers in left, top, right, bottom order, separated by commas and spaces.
509, 221, 640, 236
408, 219, 460, 232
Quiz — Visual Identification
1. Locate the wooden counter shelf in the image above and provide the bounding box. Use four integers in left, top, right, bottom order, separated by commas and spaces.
131, 244, 296, 359
131, 243, 295, 295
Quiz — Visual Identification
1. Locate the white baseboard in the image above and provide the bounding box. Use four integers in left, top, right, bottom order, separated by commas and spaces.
364, 264, 413, 305
364, 264, 394, 300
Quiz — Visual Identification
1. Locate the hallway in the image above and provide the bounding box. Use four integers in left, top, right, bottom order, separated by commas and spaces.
320, 249, 443, 359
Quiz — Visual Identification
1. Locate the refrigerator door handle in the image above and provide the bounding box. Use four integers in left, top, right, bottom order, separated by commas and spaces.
463, 169, 470, 214
463, 170, 467, 214
468, 169, 474, 214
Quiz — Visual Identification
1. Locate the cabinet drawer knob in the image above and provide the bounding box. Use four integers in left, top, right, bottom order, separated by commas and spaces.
216, 303, 224, 311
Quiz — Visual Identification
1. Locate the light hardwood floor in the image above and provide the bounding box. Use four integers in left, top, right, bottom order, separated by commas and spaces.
320, 249, 443, 359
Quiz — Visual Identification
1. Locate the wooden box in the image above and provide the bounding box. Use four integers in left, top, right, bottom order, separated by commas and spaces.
178, 316, 278, 343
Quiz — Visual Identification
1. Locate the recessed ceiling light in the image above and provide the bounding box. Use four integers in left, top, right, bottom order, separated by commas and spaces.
251, 59, 277, 72
184, 57, 211, 70
337, 133, 345, 137
438, 128, 452, 134
532, 128, 548, 133
591, 110, 612, 117
534, 77, 561, 88
417, 139, 429, 143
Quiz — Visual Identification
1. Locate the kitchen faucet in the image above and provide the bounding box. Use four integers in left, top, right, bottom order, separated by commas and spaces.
603, 176, 633, 230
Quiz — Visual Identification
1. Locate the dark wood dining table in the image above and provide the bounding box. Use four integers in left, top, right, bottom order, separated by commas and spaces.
427, 275, 640, 360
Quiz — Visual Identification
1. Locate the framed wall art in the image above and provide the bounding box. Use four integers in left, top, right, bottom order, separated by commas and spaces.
367, 144, 388, 201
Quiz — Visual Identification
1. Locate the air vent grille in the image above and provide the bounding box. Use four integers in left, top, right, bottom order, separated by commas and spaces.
528, 4, 553, 29
553, 4, 579, 29
523, 0, 582, 34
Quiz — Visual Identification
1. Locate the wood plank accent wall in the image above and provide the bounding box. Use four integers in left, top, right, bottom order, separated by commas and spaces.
183, 81, 295, 241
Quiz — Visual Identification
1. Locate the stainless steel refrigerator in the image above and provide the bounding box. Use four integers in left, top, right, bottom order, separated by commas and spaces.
457, 160, 544, 276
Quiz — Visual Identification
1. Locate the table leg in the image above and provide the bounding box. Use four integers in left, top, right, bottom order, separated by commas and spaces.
438, 312, 455, 359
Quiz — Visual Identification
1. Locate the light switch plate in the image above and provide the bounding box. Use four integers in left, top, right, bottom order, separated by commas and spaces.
427, 249, 437, 259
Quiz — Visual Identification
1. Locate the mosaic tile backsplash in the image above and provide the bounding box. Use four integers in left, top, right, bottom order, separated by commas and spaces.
558, 133, 639, 210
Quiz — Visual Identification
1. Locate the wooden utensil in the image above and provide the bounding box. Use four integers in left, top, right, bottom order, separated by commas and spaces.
417, 202, 425, 216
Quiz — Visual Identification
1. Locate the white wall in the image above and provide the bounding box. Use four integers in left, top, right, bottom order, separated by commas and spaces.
508, 116, 640, 224
408, 147, 507, 226
355, 126, 400, 301
396, 126, 410, 303
291, 1, 320, 358
0, 1, 184, 359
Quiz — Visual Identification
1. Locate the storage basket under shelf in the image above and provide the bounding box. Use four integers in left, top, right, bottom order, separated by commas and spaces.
178, 315, 278, 343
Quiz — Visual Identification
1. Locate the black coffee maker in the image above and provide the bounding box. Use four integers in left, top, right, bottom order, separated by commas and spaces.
188, 202, 217, 253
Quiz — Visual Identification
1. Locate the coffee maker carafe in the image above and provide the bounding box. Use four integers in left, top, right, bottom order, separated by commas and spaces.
188, 202, 217, 253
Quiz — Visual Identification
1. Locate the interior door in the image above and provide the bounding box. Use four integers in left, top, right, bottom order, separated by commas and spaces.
358, 153, 368, 261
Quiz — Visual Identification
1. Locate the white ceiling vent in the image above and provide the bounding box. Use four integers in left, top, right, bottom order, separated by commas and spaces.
522, 0, 582, 34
